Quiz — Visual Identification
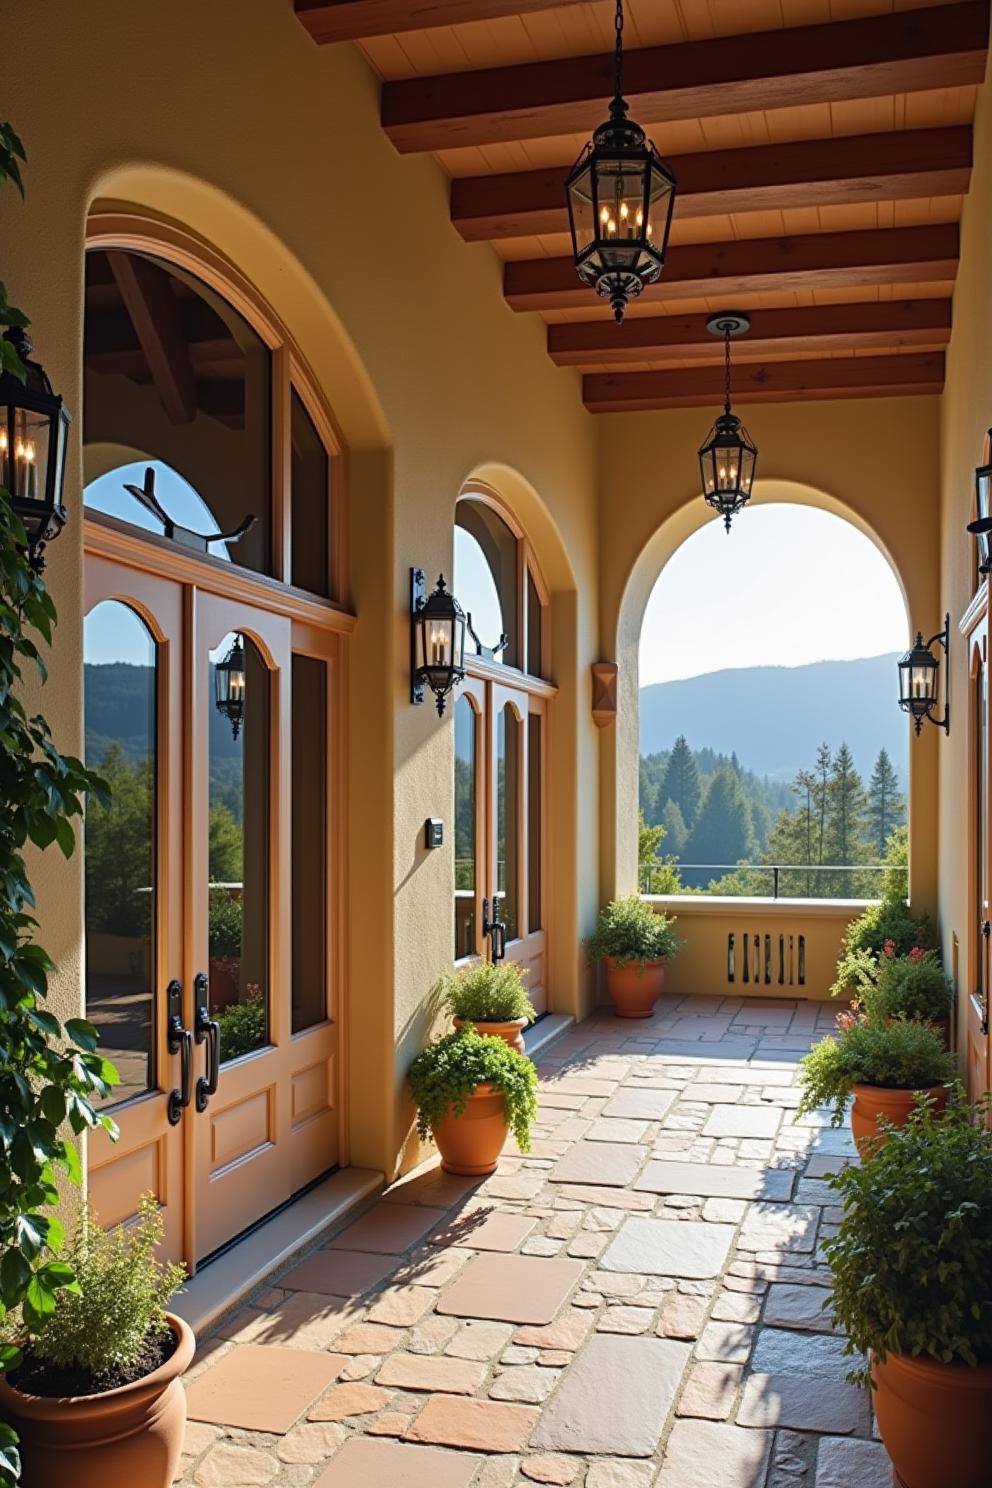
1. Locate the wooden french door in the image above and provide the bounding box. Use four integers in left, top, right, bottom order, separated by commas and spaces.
455, 668, 551, 1014
84, 544, 342, 1269
966, 615, 991, 1108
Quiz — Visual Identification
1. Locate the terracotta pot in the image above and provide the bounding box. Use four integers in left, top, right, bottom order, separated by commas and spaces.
452, 1015, 528, 1054
850, 1082, 949, 1158
0, 1313, 195, 1488
604, 956, 665, 1019
873, 1350, 992, 1488
433, 1083, 508, 1175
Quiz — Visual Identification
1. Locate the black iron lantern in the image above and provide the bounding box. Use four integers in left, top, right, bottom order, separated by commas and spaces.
0, 326, 71, 569
565, 0, 677, 324
898, 616, 950, 736
967, 430, 992, 576
698, 313, 758, 533
214, 635, 246, 741
411, 569, 466, 718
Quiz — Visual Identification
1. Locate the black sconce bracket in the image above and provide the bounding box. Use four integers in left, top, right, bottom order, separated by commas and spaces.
411, 566, 427, 707
926, 613, 951, 736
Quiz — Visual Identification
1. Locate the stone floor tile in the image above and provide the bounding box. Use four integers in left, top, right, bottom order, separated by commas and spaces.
366, 1284, 438, 1326
406, 1395, 540, 1452
697, 1066, 794, 1086
308, 1382, 394, 1420
223, 1291, 360, 1351
586, 1117, 651, 1143
194, 1442, 280, 1486
532, 1334, 691, 1455
397, 1246, 472, 1288
703, 1105, 783, 1139
738, 1203, 820, 1254
585, 1461, 655, 1488
804, 1154, 853, 1179
657, 1293, 710, 1340
550, 1140, 648, 1186
634, 1159, 793, 1201
484, 1173, 546, 1201
367, 1411, 413, 1436
702, 1197, 748, 1223
558, 1183, 655, 1209
710, 1290, 762, 1323
408, 1314, 458, 1354
375, 1351, 485, 1394
339, 1352, 381, 1379
489, 1363, 560, 1402
694, 1320, 753, 1363
437, 1253, 584, 1325
430, 1209, 537, 1252
514, 1308, 595, 1350
763, 1282, 838, 1333
312, 1436, 481, 1487
182, 1422, 222, 1456
276, 1421, 347, 1463
737, 1372, 868, 1434
601, 1087, 677, 1120
185, 1343, 344, 1433
601, 1217, 735, 1278
657, 1419, 772, 1487
815, 1436, 892, 1487
541, 1075, 619, 1097
329, 1202, 449, 1254
332, 1321, 404, 1354
446, 1319, 515, 1359
281, 1248, 399, 1296
520, 1453, 582, 1483
682, 1083, 741, 1103
597, 1304, 654, 1334
676, 1361, 744, 1419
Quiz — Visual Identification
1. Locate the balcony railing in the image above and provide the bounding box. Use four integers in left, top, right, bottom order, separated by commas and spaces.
640, 861, 907, 900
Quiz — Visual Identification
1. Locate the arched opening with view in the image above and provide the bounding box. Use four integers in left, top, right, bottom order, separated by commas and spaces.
636, 503, 911, 904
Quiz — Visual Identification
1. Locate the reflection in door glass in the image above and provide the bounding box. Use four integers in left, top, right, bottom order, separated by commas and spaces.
292, 654, 328, 1033
528, 714, 543, 934
497, 705, 520, 942
455, 696, 477, 958
84, 601, 157, 1107
208, 632, 270, 1061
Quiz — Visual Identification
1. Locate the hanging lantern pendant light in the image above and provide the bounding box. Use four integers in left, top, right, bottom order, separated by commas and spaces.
697, 313, 758, 534
565, 0, 677, 323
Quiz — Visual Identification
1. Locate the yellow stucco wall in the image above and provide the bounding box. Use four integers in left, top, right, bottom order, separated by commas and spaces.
0, 0, 959, 1189
939, 64, 992, 1040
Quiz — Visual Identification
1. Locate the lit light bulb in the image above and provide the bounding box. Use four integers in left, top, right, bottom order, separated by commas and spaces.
635, 206, 643, 227
600, 206, 610, 225
620, 202, 629, 219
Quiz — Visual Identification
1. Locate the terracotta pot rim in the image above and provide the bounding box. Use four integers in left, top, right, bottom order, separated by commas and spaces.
851, 1081, 947, 1096
875, 1350, 992, 1388
0, 1313, 195, 1415
604, 955, 666, 970
452, 1016, 529, 1033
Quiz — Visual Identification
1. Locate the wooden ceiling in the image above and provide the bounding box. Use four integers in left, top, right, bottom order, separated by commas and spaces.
295, 0, 991, 410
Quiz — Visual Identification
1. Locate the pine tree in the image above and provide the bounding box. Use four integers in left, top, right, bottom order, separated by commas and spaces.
661, 735, 702, 828
660, 798, 688, 856
813, 743, 832, 866
825, 742, 869, 895
867, 748, 905, 857
764, 768, 817, 896
683, 768, 756, 887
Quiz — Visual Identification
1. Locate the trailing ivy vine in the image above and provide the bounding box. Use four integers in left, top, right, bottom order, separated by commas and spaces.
0, 121, 118, 1488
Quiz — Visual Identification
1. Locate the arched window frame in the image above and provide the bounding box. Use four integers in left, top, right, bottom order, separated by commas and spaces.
457, 482, 550, 683
84, 211, 348, 606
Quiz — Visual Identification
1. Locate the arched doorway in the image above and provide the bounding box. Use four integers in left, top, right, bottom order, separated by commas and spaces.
453, 487, 552, 1014
82, 225, 349, 1269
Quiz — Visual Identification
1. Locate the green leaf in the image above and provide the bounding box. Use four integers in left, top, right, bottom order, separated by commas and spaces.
0, 1248, 30, 1306
64, 1017, 98, 1051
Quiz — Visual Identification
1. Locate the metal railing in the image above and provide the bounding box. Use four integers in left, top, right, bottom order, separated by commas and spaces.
640, 860, 908, 899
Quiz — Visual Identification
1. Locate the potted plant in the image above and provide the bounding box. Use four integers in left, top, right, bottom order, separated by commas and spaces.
587, 894, 680, 1018
408, 1026, 537, 1175
824, 1096, 992, 1488
796, 1017, 955, 1156
0, 1197, 191, 1488
831, 895, 932, 999
864, 947, 954, 1043
207, 891, 241, 1011
442, 961, 536, 1053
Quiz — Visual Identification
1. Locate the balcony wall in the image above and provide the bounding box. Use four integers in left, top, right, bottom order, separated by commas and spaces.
640, 894, 864, 1003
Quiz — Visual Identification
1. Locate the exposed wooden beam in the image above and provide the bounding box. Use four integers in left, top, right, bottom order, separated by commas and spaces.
583, 351, 945, 412
451, 126, 973, 242
295, 0, 587, 44
106, 252, 197, 424
549, 299, 953, 369
504, 223, 960, 312
382, 1, 989, 152
86, 338, 245, 381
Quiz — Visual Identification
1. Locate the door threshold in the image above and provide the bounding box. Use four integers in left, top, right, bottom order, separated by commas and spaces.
524, 1012, 573, 1060
174, 1166, 383, 1337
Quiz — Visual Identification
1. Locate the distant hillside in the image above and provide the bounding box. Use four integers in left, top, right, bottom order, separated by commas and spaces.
84, 661, 241, 766
639, 654, 906, 781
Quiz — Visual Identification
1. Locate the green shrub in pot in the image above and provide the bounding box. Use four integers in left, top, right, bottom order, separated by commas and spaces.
796, 1018, 955, 1127
441, 961, 536, 1026
864, 948, 953, 1025
408, 1026, 537, 1153
586, 895, 680, 970
831, 897, 933, 999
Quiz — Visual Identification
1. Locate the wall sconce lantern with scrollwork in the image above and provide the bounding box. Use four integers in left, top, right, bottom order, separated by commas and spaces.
411, 569, 467, 717
897, 616, 950, 737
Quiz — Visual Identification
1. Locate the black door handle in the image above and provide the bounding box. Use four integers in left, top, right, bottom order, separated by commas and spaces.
194, 970, 220, 1112
166, 979, 192, 1126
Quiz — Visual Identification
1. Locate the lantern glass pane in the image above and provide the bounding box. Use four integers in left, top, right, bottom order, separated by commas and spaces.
595, 157, 648, 268
426, 615, 454, 675
5, 405, 49, 505
567, 160, 596, 257
452, 610, 467, 671
977, 468, 992, 573
645, 167, 675, 248
740, 445, 757, 494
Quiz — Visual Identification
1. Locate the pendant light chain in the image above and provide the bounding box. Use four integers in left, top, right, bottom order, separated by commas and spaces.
724, 324, 732, 416
614, 0, 625, 104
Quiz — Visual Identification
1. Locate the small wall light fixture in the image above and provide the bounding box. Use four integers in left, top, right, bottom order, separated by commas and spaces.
698, 313, 758, 534
0, 327, 71, 570
214, 634, 247, 741
411, 569, 467, 717
967, 430, 992, 576
898, 615, 950, 736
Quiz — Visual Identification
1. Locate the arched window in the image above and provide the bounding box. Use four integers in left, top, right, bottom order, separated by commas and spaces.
455, 491, 547, 678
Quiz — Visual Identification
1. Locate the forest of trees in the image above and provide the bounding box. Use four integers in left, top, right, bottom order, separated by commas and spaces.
639, 736, 906, 898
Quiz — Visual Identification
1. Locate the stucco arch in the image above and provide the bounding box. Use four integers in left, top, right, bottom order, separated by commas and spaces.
605, 471, 936, 915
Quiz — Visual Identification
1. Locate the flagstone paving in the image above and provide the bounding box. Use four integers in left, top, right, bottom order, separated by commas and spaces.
177, 994, 886, 1487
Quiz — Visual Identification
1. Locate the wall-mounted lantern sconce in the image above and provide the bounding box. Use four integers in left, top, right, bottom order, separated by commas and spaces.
411, 569, 466, 717
967, 431, 992, 576
898, 615, 950, 736
0, 327, 71, 570
214, 634, 246, 741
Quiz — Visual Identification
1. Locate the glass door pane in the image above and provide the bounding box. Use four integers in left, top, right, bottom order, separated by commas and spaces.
528, 712, 543, 934
292, 654, 328, 1032
455, 694, 478, 959
84, 601, 157, 1106
207, 631, 270, 1061
496, 704, 520, 943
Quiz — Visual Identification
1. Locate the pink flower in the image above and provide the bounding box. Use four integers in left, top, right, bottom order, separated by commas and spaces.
883, 939, 897, 958
909, 946, 925, 962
